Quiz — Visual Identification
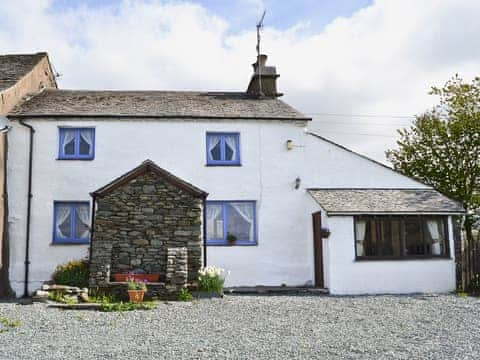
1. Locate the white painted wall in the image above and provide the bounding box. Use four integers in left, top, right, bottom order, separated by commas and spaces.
324, 216, 456, 295
7, 117, 452, 296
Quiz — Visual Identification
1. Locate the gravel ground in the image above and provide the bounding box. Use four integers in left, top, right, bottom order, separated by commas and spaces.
0, 294, 479, 359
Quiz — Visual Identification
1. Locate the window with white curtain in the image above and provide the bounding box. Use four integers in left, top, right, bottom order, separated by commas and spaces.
53, 202, 90, 244
206, 201, 256, 245
58, 128, 95, 159
354, 215, 449, 259
206, 132, 240, 165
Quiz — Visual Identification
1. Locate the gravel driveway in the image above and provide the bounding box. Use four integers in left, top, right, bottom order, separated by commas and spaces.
0, 294, 479, 359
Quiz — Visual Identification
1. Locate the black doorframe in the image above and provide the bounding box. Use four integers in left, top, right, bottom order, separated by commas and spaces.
312, 212, 324, 288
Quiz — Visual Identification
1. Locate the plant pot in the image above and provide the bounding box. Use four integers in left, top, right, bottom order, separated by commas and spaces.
113, 274, 160, 282
128, 290, 145, 303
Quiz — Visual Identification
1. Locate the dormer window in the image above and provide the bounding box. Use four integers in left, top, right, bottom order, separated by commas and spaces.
58, 128, 95, 160
206, 132, 240, 166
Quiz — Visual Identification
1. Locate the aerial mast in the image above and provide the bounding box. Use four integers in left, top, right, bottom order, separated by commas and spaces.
256, 10, 266, 96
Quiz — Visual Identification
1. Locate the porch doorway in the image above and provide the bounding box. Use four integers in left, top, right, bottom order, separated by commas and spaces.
312, 212, 324, 288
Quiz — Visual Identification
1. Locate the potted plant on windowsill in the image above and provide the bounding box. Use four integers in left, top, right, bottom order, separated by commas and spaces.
126, 277, 147, 303
227, 233, 237, 245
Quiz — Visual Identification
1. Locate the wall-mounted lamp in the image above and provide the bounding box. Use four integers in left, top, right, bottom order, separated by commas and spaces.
295, 177, 301, 190
286, 140, 294, 150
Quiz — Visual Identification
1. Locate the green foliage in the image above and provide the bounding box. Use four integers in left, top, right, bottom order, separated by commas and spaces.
387, 75, 480, 238
48, 290, 64, 303
88, 290, 118, 304
177, 288, 193, 302
198, 266, 225, 294
0, 317, 21, 333
52, 259, 89, 288
126, 277, 147, 291
468, 273, 480, 295
99, 301, 156, 312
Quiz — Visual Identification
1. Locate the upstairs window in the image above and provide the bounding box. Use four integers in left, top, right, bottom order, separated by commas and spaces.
206, 132, 240, 165
206, 201, 256, 245
53, 202, 90, 244
59, 128, 95, 160
354, 215, 449, 259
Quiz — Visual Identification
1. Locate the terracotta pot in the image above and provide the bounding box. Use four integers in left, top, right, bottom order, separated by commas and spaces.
128, 290, 145, 303
113, 274, 160, 282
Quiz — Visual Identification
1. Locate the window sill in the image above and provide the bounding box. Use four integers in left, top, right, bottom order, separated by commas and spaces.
205, 163, 242, 167
355, 255, 452, 261
57, 157, 95, 161
206, 243, 257, 247
51, 241, 90, 245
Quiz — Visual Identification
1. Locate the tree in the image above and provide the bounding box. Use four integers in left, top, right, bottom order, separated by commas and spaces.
387, 75, 480, 240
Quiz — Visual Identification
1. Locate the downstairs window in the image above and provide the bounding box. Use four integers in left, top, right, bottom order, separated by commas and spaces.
206, 201, 256, 245
354, 215, 449, 259
53, 202, 91, 244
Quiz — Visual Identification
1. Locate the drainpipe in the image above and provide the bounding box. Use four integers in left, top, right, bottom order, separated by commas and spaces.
0, 126, 13, 298
202, 197, 207, 267
18, 120, 34, 297
88, 194, 96, 263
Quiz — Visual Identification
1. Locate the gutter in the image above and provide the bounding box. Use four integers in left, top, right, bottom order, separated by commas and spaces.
8, 114, 313, 122
18, 120, 34, 297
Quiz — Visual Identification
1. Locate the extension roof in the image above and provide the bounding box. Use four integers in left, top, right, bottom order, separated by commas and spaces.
308, 188, 465, 215
9, 89, 311, 121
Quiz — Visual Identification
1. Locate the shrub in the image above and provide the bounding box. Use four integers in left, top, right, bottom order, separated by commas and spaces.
177, 288, 193, 302
126, 277, 147, 291
198, 266, 225, 294
468, 273, 480, 295
52, 259, 89, 288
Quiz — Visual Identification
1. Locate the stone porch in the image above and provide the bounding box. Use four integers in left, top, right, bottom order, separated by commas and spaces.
88, 160, 207, 299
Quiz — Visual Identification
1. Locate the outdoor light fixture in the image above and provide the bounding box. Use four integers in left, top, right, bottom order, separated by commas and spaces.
286, 139, 294, 150
295, 177, 301, 189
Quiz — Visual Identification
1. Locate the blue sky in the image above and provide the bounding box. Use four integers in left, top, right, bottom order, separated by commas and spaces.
2, 0, 478, 162
51, 0, 373, 33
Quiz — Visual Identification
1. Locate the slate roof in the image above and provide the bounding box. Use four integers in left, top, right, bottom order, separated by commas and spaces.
9, 89, 311, 120
308, 189, 465, 215
92, 159, 208, 198
0, 53, 48, 92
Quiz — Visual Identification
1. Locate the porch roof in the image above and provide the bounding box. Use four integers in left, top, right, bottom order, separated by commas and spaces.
307, 188, 465, 216
91, 159, 208, 198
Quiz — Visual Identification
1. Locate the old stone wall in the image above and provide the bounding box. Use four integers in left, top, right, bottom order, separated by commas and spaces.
89, 170, 203, 289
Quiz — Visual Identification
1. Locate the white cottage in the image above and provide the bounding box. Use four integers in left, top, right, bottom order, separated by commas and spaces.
5, 54, 464, 297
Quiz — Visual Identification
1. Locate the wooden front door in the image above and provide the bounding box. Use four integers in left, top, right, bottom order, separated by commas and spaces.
312, 212, 324, 288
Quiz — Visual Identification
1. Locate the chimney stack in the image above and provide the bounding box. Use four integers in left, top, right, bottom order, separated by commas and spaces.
246, 54, 282, 98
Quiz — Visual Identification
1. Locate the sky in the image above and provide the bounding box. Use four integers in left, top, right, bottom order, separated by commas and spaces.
1, 0, 479, 163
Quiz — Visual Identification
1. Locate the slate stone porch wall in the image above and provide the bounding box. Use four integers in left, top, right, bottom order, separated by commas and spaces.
89, 170, 203, 295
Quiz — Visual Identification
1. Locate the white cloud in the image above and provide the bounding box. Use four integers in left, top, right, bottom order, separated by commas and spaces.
0, 0, 478, 162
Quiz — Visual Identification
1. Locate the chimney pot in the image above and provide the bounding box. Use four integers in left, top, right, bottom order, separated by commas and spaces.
246, 53, 282, 98
258, 54, 267, 67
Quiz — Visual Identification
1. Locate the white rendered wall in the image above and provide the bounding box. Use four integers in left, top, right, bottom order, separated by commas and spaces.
325, 216, 456, 295
7, 118, 450, 296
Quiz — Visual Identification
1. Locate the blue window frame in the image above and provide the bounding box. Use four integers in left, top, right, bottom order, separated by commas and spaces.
53, 202, 90, 244
206, 201, 257, 246
58, 128, 95, 160
206, 132, 240, 166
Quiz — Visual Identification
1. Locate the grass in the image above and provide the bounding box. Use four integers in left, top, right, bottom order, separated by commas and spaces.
88, 291, 118, 304
0, 317, 21, 333
99, 301, 156, 312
